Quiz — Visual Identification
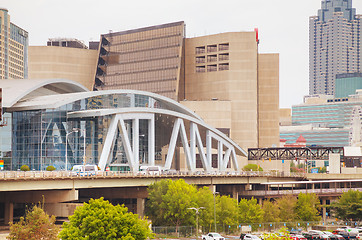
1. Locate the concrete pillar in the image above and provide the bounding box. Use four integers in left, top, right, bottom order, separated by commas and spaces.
322, 198, 327, 225
4, 202, 14, 225
258, 198, 263, 205
232, 185, 239, 201
137, 198, 145, 218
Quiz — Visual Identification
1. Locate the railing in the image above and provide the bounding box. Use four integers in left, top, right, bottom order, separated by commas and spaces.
240, 187, 362, 197
0, 170, 306, 180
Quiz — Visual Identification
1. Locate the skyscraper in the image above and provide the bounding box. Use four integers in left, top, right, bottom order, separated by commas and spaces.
0, 8, 28, 80
309, 0, 362, 96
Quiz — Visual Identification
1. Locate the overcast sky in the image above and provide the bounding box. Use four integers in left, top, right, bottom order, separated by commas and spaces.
3, 0, 362, 108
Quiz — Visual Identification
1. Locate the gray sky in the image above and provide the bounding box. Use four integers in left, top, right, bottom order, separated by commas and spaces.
3, 0, 362, 108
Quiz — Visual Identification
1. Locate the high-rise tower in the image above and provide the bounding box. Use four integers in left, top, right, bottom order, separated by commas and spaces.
0, 8, 28, 80
309, 0, 362, 96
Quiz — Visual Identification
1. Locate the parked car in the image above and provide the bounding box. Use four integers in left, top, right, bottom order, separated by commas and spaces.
202, 232, 225, 240
71, 164, 98, 176
323, 231, 345, 240
241, 234, 261, 240
307, 230, 331, 240
291, 234, 308, 240
338, 228, 359, 238
356, 229, 362, 240
302, 232, 321, 240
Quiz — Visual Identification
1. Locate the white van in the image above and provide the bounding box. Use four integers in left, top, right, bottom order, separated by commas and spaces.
71, 165, 98, 176
139, 166, 162, 175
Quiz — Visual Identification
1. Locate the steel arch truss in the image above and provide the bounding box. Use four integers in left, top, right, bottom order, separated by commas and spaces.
98, 113, 239, 172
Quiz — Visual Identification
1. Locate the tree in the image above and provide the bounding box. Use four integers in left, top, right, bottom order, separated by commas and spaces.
59, 198, 153, 240
195, 187, 215, 232
331, 190, 362, 221
161, 179, 198, 232
295, 193, 321, 222
216, 195, 238, 230
146, 179, 170, 226
276, 195, 297, 222
238, 198, 264, 224
243, 164, 263, 171
263, 200, 280, 223
7, 205, 59, 240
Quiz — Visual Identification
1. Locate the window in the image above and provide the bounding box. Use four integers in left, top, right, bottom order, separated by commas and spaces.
196, 65, 205, 73
195, 46, 205, 54
207, 44, 217, 53
207, 55, 217, 62
219, 63, 229, 71
207, 64, 217, 72
219, 43, 229, 51
219, 53, 229, 61
195, 56, 205, 64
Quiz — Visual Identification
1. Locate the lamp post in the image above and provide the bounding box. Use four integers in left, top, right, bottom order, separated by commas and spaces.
65, 128, 86, 171
188, 207, 205, 238
213, 191, 219, 232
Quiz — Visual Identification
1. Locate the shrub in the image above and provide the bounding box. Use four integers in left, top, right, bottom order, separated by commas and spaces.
243, 163, 263, 171
46, 166, 56, 171
20, 165, 30, 171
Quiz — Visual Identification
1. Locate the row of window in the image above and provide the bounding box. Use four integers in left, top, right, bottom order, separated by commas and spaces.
195, 43, 229, 54
196, 63, 229, 73
195, 53, 229, 63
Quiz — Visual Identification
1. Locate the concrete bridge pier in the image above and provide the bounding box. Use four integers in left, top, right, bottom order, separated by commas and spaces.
4, 201, 13, 225
137, 198, 145, 218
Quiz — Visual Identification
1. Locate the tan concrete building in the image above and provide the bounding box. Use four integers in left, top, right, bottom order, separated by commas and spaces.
184, 32, 279, 150
28, 39, 98, 90
0, 8, 28, 80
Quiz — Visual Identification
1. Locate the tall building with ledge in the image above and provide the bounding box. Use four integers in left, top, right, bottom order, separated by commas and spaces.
93, 22, 280, 150
0, 8, 28, 80
309, 0, 362, 96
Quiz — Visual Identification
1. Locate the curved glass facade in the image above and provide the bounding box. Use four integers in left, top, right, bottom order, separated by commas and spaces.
11, 93, 168, 171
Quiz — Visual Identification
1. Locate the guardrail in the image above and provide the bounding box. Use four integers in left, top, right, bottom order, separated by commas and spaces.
0, 170, 306, 180
240, 187, 362, 197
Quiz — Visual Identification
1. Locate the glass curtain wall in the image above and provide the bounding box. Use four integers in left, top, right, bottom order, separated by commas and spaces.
11, 93, 166, 170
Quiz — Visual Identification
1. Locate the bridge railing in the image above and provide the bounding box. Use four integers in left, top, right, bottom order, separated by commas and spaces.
240, 187, 362, 197
0, 170, 306, 179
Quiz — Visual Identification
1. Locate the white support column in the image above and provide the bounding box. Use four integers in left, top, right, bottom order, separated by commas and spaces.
118, 117, 136, 172
98, 115, 120, 171
218, 141, 223, 171
231, 147, 239, 170
206, 130, 212, 169
133, 118, 139, 171
222, 148, 232, 171
191, 123, 210, 171
148, 114, 155, 166
165, 118, 181, 169
179, 119, 194, 172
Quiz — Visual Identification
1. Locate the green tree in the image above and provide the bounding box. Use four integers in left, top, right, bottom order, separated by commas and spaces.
161, 179, 198, 232
331, 190, 362, 221
59, 198, 153, 240
295, 193, 321, 222
243, 164, 263, 171
146, 179, 170, 226
276, 195, 297, 222
20, 165, 30, 171
7, 205, 59, 240
216, 195, 238, 230
195, 187, 214, 232
238, 198, 264, 223
263, 200, 280, 223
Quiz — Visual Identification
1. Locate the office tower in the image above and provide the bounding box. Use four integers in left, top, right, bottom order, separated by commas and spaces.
309, 0, 362, 96
0, 8, 28, 79
28, 38, 98, 90
93, 22, 185, 101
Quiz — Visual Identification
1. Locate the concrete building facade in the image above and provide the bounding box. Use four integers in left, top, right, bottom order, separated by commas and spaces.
309, 0, 362, 96
28, 38, 98, 90
0, 8, 28, 80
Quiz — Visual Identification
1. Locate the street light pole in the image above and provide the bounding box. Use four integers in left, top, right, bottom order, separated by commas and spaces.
213, 191, 219, 232
188, 207, 205, 238
65, 128, 86, 171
